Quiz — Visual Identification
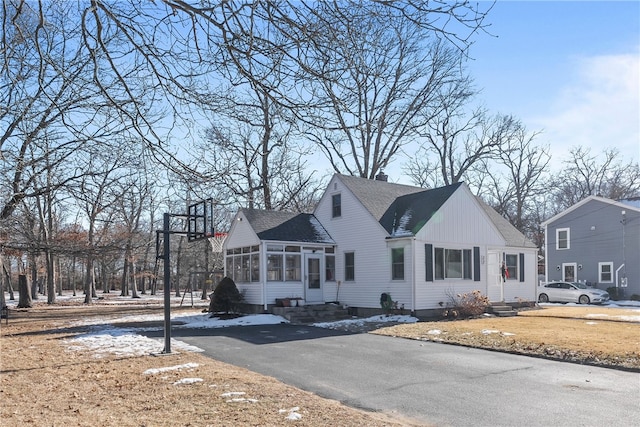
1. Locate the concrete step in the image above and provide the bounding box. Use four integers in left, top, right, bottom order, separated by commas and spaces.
487, 304, 518, 317
272, 303, 351, 324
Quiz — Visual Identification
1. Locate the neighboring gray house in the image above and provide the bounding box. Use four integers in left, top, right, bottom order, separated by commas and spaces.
224, 174, 538, 316
541, 195, 640, 297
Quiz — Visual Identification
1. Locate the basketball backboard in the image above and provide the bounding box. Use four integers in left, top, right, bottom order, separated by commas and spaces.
187, 198, 215, 241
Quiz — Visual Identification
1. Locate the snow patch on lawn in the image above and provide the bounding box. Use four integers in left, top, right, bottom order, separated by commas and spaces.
280, 406, 302, 420
313, 314, 417, 329
586, 313, 640, 322
143, 362, 199, 375
173, 378, 203, 385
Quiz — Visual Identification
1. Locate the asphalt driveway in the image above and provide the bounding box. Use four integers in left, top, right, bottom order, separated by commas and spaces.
145, 324, 640, 426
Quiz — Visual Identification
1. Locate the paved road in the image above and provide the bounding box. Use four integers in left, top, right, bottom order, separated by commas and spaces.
148, 324, 640, 426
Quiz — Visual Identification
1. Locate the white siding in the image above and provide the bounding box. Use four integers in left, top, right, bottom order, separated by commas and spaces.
237, 282, 263, 305
314, 176, 413, 309
224, 212, 260, 250
420, 187, 504, 246
502, 250, 538, 302
411, 188, 501, 309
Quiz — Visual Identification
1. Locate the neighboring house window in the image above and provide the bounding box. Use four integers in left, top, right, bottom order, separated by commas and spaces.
325, 248, 335, 282
345, 252, 355, 281
556, 228, 570, 250
433, 247, 473, 280
391, 248, 405, 280
504, 254, 518, 280
599, 262, 613, 283
332, 194, 341, 218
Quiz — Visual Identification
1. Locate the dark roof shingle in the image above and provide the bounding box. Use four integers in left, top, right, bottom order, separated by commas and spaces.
241, 209, 334, 243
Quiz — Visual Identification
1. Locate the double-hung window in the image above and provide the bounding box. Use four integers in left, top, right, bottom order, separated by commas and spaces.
391, 248, 405, 280
332, 194, 341, 218
344, 252, 355, 281
599, 262, 613, 283
556, 228, 570, 250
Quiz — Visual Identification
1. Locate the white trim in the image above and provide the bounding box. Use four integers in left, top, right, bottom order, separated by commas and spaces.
556, 228, 570, 250
598, 262, 614, 283
541, 195, 640, 227
562, 262, 577, 282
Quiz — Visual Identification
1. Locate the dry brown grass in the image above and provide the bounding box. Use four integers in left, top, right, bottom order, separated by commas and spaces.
1, 303, 638, 426
374, 306, 640, 370
0, 305, 420, 427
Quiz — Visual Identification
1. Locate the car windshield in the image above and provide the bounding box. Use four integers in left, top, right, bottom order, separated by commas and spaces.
572, 282, 588, 289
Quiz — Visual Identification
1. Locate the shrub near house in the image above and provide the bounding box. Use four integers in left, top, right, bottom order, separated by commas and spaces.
208, 277, 243, 315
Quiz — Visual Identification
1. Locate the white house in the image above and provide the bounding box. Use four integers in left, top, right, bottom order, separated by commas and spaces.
223, 174, 538, 316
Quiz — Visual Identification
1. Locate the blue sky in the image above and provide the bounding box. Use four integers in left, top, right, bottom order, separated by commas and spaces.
466, 0, 639, 167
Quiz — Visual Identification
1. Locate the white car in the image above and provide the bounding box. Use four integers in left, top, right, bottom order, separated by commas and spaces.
538, 281, 610, 305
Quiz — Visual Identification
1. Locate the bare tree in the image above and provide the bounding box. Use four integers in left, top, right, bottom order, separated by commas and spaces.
549, 147, 640, 213
405, 102, 524, 188
478, 123, 550, 243
293, 3, 472, 179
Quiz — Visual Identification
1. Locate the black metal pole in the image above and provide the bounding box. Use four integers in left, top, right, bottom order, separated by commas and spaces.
163, 212, 172, 353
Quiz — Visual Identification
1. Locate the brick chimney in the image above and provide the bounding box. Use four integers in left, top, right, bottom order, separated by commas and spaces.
375, 172, 388, 182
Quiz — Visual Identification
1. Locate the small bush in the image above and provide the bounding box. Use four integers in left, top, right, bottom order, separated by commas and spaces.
208, 277, 243, 314
445, 290, 490, 318
606, 287, 620, 301
630, 294, 640, 301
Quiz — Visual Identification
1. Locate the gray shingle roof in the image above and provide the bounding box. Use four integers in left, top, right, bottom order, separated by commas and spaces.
241, 209, 334, 244
336, 174, 425, 221
338, 174, 535, 247
476, 197, 537, 248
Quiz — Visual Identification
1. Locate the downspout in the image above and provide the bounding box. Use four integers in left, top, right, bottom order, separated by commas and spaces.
262, 241, 268, 313
543, 223, 548, 284
411, 237, 416, 316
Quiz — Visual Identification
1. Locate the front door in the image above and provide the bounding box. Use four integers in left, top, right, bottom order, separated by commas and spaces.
563, 263, 577, 282
305, 254, 323, 303
487, 251, 503, 302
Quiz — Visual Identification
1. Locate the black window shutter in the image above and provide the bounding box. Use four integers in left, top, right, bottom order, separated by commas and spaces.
473, 247, 480, 281
519, 253, 525, 282
425, 244, 433, 282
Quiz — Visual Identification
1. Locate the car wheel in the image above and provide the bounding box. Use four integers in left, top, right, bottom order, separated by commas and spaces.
538, 293, 549, 303
579, 295, 590, 304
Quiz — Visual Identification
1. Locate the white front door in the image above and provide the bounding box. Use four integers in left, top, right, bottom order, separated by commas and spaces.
487, 251, 503, 302
304, 254, 323, 303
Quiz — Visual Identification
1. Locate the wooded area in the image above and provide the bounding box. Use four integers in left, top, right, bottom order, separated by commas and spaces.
1, 1, 638, 305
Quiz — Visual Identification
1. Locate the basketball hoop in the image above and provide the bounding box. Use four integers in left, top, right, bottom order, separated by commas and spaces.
210, 232, 227, 253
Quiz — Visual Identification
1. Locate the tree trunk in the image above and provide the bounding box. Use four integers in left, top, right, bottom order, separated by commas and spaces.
0, 255, 6, 309
17, 274, 32, 308
130, 259, 139, 298
29, 255, 38, 300
4, 261, 15, 300
84, 256, 93, 304
120, 250, 129, 296
45, 250, 56, 303
30, 253, 39, 300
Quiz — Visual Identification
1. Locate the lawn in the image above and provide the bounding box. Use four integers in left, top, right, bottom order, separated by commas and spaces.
373, 305, 640, 371
1, 303, 638, 426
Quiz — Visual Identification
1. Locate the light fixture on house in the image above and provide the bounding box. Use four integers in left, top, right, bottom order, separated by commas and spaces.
556, 265, 561, 271
578, 264, 583, 270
